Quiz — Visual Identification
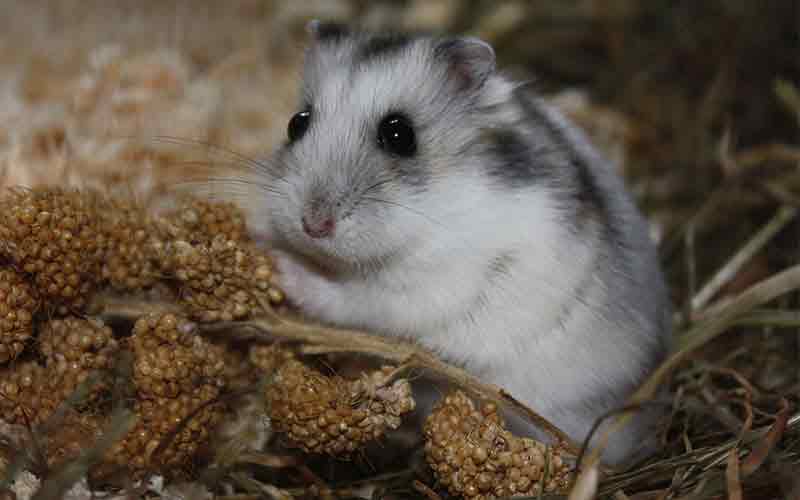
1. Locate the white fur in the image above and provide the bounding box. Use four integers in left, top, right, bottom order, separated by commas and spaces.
248, 32, 669, 466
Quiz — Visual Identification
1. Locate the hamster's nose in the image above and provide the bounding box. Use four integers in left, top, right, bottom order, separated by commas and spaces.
302, 214, 335, 239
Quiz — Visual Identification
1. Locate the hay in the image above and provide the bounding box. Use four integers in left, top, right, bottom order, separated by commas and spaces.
0, 1, 798, 498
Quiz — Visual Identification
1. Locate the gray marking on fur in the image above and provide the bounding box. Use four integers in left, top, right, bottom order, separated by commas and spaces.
354, 33, 413, 64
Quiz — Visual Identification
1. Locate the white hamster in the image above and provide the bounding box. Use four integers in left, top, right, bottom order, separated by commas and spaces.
247, 22, 672, 466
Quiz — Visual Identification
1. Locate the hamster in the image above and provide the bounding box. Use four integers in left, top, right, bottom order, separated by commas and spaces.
247, 22, 672, 466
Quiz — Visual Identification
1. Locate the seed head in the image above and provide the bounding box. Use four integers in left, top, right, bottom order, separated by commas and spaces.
0, 188, 106, 313
158, 236, 283, 322
424, 391, 571, 499
257, 345, 415, 456
100, 199, 162, 291
0, 267, 39, 363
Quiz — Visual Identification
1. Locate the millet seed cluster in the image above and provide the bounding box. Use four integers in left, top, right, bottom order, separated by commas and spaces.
424, 391, 572, 499
0, 268, 38, 363
251, 344, 415, 455
100, 313, 230, 477
0, 187, 283, 477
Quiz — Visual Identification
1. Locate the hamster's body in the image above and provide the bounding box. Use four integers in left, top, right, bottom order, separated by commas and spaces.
249, 24, 672, 466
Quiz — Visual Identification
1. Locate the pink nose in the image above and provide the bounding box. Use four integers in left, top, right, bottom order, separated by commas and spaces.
302, 215, 335, 238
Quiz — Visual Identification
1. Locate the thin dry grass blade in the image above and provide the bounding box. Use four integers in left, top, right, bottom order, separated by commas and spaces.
568, 463, 600, 500
740, 398, 790, 476
725, 448, 742, 500
31, 408, 136, 500
691, 205, 798, 311
413, 480, 444, 500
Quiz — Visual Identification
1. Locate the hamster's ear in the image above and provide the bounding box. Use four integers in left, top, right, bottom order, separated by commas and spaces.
434, 37, 496, 92
306, 20, 350, 43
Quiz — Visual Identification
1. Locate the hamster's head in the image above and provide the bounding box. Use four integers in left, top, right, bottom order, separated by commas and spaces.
260, 22, 517, 271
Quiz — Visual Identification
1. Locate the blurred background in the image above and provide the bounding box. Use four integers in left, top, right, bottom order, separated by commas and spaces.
0, 0, 798, 496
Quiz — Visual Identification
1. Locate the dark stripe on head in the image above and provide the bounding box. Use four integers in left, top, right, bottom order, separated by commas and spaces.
511, 88, 609, 228
485, 128, 556, 188
312, 22, 350, 43
355, 33, 413, 64
572, 150, 607, 220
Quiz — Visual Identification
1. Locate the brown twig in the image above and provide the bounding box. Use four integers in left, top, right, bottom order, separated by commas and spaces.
725, 448, 743, 500
94, 293, 581, 456
245, 313, 580, 455
413, 480, 444, 500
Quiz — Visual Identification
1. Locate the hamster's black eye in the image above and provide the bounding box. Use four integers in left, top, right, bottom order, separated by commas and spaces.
287, 109, 311, 143
377, 114, 416, 157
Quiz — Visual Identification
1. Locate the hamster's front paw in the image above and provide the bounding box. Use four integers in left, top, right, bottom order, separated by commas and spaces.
270, 250, 312, 306
269, 250, 332, 317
